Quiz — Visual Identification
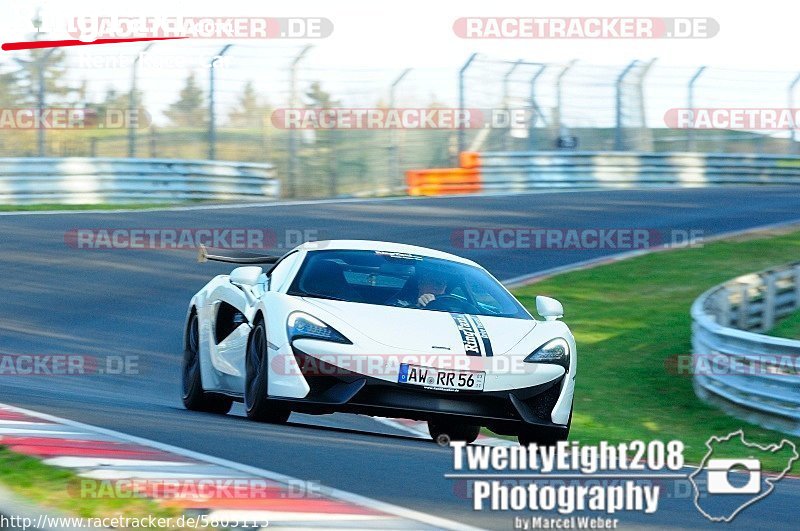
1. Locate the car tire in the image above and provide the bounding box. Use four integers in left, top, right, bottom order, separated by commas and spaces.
245, 318, 291, 423
518, 408, 572, 446
182, 312, 233, 414
428, 420, 480, 444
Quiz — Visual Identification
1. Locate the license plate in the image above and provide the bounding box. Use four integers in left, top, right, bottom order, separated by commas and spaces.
397, 363, 485, 392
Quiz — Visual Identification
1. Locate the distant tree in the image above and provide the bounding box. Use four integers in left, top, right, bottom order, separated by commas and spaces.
164, 72, 206, 127
8, 9, 81, 106
13, 47, 80, 106
228, 81, 271, 128
305, 81, 339, 109
0, 66, 23, 107
85, 85, 145, 125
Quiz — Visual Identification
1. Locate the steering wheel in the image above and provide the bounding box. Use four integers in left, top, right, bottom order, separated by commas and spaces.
423, 294, 472, 312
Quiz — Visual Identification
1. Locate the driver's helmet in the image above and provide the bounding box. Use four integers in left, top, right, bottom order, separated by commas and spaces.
416, 263, 451, 292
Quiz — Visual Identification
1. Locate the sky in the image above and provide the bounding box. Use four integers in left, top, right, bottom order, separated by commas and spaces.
1, 0, 796, 69
0, 0, 797, 127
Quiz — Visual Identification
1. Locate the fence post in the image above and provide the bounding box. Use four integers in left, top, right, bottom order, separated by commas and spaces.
789, 73, 800, 154
208, 44, 233, 161
554, 60, 577, 140
149, 127, 157, 158
637, 59, 656, 126
389, 68, 411, 192
457, 53, 478, 157
794, 264, 800, 309
736, 283, 750, 330
501, 59, 523, 150
527, 64, 547, 151
716, 288, 731, 326
128, 43, 154, 158
762, 273, 776, 332
36, 48, 56, 157
614, 60, 639, 151
687, 66, 707, 152
287, 45, 313, 198
636, 58, 657, 151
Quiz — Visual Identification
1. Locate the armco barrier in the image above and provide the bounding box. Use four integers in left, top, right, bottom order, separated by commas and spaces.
0, 158, 280, 204
691, 262, 800, 436
407, 151, 800, 195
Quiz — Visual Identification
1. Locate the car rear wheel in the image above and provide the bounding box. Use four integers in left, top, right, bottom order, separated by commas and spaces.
245, 318, 291, 423
182, 312, 233, 414
428, 420, 480, 444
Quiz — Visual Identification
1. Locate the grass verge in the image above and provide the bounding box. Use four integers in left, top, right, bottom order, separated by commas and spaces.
767, 309, 800, 339
0, 448, 190, 527
508, 229, 800, 472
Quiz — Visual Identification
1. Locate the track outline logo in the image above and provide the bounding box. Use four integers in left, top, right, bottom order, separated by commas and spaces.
688, 430, 798, 522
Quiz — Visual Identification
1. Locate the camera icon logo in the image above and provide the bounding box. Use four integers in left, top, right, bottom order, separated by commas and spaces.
689, 430, 798, 522
706, 458, 761, 495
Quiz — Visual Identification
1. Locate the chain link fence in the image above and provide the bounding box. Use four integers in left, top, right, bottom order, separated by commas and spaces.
459, 56, 800, 155
1, 43, 800, 199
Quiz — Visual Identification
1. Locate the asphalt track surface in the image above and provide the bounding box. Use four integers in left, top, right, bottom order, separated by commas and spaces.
1, 186, 799, 529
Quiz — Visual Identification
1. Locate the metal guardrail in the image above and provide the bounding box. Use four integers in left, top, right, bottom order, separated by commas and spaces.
0, 158, 280, 204
691, 263, 800, 436
479, 151, 800, 189
407, 151, 800, 195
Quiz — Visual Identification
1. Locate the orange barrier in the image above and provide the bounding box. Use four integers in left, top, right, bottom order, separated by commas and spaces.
459, 151, 481, 169
406, 152, 482, 196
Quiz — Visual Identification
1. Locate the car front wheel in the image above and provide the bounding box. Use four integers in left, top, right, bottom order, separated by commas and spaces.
245, 318, 291, 423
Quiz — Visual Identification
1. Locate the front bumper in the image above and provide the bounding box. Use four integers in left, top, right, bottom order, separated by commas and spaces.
275, 348, 568, 436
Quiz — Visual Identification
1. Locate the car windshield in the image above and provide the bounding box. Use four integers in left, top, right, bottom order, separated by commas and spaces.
287, 249, 532, 320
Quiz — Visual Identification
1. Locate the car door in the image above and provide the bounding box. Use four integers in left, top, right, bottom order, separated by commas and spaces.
206, 274, 260, 393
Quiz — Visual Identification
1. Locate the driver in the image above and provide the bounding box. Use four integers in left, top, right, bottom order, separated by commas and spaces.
390, 268, 449, 308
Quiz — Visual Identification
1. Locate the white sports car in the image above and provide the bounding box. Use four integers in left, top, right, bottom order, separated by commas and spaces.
181, 240, 575, 445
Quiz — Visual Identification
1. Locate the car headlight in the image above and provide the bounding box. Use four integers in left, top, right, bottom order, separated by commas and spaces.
524, 338, 569, 370
287, 312, 351, 344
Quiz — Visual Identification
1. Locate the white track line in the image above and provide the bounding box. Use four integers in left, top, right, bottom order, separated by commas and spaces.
502, 217, 800, 287
0, 186, 694, 216
0, 403, 483, 531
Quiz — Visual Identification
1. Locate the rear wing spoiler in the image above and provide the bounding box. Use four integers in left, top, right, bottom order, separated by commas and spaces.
197, 244, 283, 265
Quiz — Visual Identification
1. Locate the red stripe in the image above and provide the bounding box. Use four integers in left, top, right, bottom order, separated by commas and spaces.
1, 436, 164, 450
166, 496, 384, 515
1, 436, 193, 461
1, 37, 186, 51
8, 444, 187, 460
0, 410, 50, 422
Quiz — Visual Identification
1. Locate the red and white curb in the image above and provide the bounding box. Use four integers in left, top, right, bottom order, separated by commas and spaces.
0, 404, 482, 530
374, 418, 516, 447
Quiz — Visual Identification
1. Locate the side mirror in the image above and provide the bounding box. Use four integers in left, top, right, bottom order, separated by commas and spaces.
230, 266, 263, 287
536, 296, 563, 321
